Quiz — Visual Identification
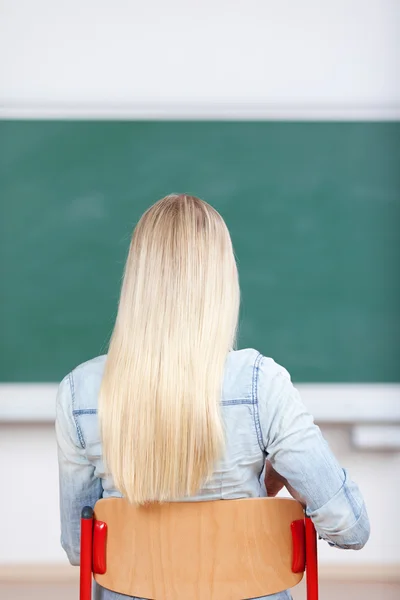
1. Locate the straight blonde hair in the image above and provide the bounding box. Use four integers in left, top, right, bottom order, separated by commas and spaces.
99, 194, 240, 504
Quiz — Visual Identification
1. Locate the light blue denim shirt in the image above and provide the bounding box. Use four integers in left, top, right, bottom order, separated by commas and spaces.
56, 349, 370, 600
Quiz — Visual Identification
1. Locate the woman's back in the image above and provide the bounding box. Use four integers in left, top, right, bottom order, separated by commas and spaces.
59, 348, 269, 508
57, 347, 369, 559
56, 195, 369, 600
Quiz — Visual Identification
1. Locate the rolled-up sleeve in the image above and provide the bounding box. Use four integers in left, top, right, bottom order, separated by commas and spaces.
257, 357, 370, 550
55, 374, 103, 565
307, 469, 370, 549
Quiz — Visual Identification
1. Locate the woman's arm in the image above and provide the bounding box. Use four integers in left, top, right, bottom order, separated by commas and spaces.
55, 374, 103, 565
258, 357, 370, 550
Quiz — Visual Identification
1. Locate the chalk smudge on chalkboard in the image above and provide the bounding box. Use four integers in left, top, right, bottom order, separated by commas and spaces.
67, 193, 107, 221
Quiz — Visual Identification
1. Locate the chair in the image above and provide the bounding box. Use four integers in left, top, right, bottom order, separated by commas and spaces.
80, 497, 318, 600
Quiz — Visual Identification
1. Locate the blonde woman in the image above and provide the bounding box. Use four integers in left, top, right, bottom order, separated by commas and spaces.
56, 194, 369, 600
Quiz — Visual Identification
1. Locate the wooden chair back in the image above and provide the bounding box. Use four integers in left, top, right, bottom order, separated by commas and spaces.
91, 497, 305, 600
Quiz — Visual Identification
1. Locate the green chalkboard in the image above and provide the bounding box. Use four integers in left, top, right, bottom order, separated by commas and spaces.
0, 121, 399, 382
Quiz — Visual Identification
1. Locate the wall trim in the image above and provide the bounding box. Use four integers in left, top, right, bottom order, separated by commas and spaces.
1, 103, 400, 121
0, 563, 398, 584
1, 383, 399, 425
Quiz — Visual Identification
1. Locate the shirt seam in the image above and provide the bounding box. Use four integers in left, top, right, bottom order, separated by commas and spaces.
221, 398, 255, 406
252, 352, 264, 452
69, 371, 86, 449
342, 472, 359, 521
74, 401, 255, 414
307, 469, 355, 517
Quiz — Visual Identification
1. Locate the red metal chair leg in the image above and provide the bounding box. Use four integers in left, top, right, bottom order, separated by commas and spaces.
80, 506, 94, 600
305, 517, 319, 600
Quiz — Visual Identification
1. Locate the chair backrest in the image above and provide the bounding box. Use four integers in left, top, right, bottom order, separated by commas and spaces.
92, 497, 305, 600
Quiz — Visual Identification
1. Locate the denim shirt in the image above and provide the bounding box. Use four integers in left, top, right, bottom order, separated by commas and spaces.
56, 349, 370, 600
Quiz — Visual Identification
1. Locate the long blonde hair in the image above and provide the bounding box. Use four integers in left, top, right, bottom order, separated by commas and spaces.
99, 194, 240, 504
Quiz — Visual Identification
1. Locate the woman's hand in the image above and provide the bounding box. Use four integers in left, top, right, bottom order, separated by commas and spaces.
264, 460, 287, 497
265, 460, 305, 506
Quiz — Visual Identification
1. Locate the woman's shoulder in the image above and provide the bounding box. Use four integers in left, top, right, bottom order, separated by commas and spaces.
223, 349, 292, 402
227, 349, 290, 378
71, 354, 107, 390
71, 354, 107, 377
59, 355, 107, 412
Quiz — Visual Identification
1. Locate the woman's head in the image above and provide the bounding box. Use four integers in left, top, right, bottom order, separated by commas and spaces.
99, 194, 239, 504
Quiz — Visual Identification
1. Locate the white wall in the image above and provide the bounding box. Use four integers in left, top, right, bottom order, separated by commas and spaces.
0, 0, 399, 118
1, 425, 65, 564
